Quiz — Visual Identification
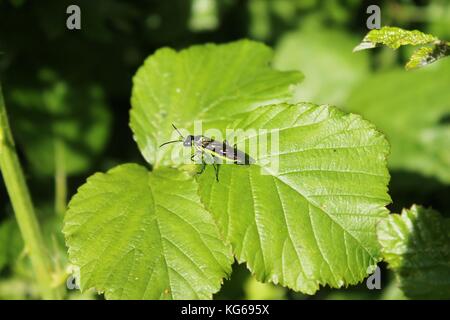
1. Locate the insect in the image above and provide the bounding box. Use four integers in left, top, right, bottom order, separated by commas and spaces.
159, 124, 255, 181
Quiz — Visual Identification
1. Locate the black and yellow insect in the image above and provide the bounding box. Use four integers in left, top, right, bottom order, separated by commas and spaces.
160, 124, 255, 181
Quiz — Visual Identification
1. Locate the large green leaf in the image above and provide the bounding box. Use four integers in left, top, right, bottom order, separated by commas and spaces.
130, 40, 303, 167
63, 164, 232, 299
346, 58, 450, 183
197, 102, 391, 294
378, 205, 450, 299
273, 22, 369, 106
66, 40, 392, 299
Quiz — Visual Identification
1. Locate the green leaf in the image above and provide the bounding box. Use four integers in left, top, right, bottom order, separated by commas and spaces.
405, 42, 450, 70
274, 23, 369, 106
354, 26, 438, 51
197, 102, 391, 294
405, 46, 435, 70
63, 164, 233, 299
346, 58, 450, 183
354, 26, 450, 70
8, 69, 111, 176
130, 40, 303, 167
377, 205, 450, 299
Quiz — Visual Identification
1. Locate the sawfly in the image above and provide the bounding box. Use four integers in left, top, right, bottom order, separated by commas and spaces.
160, 124, 255, 181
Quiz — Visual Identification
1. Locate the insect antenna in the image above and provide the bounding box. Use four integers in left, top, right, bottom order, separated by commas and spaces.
159, 124, 185, 147
159, 140, 182, 147
172, 124, 185, 139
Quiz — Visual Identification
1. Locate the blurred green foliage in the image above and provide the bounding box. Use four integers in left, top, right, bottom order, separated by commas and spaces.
378, 205, 450, 299
8, 68, 111, 176
346, 59, 450, 184
0, 0, 449, 299
273, 18, 370, 106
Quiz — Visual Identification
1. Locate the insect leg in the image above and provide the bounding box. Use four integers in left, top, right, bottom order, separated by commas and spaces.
197, 162, 206, 174
232, 143, 239, 164
213, 163, 220, 182
191, 148, 203, 163
196, 151, 206, 174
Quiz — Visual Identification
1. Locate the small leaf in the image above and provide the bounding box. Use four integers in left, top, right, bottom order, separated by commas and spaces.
130, 40, 303, 167
405, 46, 435, 70
406, 42, 450, 70
354, 26, 450, 71
198, 102, 391, 294
377, 205, 450, 299
64, 164, 233, 299
354, 26, 438, 51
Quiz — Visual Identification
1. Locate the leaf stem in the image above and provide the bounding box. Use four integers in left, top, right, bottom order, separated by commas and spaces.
54, 138, 67, 216
0, 84, 61, 299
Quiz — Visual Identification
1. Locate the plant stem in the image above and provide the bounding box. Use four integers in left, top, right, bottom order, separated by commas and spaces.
0, 84, 61, 299
54, 138, 67, 216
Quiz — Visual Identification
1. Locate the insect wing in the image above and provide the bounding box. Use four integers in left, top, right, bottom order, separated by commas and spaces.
233, 149, 255, 165
203, 140, 254, 164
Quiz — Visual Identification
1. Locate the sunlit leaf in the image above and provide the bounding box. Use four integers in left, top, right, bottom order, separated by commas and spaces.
354, 26, 438, 51
198, 102, 391, 294
130, 40, 303, 167
64, 164, 233, 299
406, 42, 450, 70
354, 26, 449, 70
